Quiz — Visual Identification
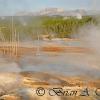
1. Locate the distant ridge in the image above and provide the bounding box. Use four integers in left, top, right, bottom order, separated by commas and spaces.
15, 8, 100, 16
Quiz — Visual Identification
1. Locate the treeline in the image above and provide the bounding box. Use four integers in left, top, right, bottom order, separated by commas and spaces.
0, 16, 97, 40
42, 16, 97, 38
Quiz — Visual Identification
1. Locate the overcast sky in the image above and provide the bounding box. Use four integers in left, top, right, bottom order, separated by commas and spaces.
0, 0, 99, 15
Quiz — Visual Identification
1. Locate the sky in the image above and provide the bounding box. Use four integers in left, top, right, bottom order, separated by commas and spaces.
0, 0, 99, 15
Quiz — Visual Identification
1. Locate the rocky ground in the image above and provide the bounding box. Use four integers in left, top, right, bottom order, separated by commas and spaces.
0, 72, 99, 100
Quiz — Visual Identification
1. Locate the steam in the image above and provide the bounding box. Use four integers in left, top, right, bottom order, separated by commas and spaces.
77, 24, 100, 72
79, 24, 100, 55
0, 73, 22, 96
